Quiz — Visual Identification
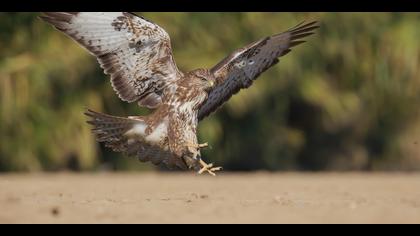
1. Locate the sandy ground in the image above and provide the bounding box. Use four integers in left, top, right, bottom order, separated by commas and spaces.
1, 172, 420, 224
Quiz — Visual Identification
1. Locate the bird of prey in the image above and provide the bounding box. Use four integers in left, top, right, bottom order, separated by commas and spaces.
41, 12, 318, 176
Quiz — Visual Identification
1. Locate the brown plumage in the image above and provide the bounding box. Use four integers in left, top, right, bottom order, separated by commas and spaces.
41, 12, 319, 175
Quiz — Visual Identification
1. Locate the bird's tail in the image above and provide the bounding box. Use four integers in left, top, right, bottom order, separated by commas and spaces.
84, 109, 143, 144
84, 109, 175, 168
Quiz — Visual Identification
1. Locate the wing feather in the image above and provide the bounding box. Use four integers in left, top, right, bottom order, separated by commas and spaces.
41, 12, 182, 108
198, 21, 319, 120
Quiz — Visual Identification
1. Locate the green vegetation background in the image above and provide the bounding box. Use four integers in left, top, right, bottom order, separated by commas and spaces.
1, 12, 420, 172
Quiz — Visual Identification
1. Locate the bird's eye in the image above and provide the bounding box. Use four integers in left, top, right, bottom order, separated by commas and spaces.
200, 76, 207, 81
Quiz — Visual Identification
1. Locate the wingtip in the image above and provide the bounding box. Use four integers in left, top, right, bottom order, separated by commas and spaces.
83, 108, 97, 117
288, 20, 319, 43
38, 12, 79, 26
38, 14, 52, 23
86, 120, 96, 125
290, 20, 320, 32
289, 40, 306, 47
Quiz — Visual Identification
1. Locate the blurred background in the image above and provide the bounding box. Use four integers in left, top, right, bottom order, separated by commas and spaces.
1, 12, 420, 172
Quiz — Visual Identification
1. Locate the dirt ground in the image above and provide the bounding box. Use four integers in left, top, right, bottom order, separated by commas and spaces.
1, 172, 420, 224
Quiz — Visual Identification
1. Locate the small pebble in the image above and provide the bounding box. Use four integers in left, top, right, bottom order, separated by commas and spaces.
51, 207, 60, 217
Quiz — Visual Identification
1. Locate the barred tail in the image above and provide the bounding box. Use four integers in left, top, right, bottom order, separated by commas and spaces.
84, 109, 141, 144
84, 109, 176, 169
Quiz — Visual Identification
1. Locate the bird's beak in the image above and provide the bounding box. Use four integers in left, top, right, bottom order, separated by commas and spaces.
208, 80, 215, 88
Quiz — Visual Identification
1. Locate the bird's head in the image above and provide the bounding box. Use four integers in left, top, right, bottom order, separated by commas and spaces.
188, 69, 216, 92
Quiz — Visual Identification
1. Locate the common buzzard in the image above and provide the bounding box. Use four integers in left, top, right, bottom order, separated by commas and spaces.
41, 12, 319, 175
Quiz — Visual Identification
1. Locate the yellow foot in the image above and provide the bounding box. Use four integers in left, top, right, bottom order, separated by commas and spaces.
198, 159, 222, 176
186, 142, 209, 149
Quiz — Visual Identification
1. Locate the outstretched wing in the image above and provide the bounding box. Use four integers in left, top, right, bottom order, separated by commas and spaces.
41, 12, 182, 109
198, 21, 319, 120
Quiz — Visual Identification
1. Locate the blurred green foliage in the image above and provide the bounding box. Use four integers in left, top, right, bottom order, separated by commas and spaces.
1, 12, 420, 172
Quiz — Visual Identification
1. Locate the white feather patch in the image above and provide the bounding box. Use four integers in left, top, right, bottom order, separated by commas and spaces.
145, 122, 168, 143
124, 123, 147, 138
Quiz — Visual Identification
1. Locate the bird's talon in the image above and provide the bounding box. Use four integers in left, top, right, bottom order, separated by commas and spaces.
186, 142, 209, 149
197, 159, 222, 176
198, 168, 206, 174
198, 142, 209, 148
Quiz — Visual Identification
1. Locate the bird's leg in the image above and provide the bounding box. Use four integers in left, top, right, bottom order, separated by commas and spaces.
182, 142, 202, 170
184, 142, 221, 176
185, 141, 208, 160
198, 159, 222, 176
189, 147, 200, 160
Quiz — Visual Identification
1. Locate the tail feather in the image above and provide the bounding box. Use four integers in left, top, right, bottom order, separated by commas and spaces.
84, 109, 181, 169
84, 109, 141, 146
